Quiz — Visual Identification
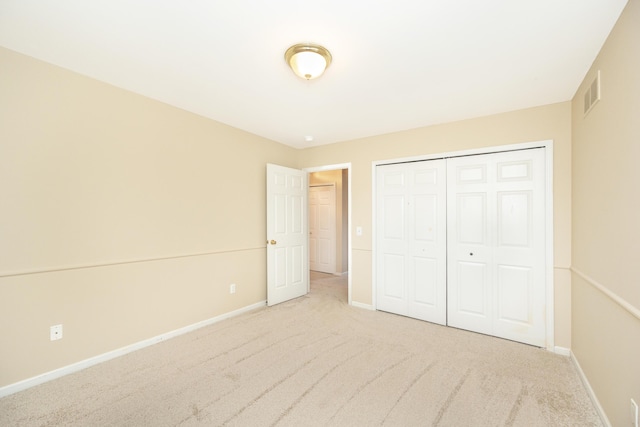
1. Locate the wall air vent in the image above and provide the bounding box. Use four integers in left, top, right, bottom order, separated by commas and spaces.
583, 70, 601, 116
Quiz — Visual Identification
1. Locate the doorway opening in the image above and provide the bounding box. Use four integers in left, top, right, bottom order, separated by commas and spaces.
305, 164, 351, 304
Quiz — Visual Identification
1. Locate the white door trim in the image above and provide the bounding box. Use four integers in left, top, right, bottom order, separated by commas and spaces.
371, 140, 554, 350
304, 163, 352, 305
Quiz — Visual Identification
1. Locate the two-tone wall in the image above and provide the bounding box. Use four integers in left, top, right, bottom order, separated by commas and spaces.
571, 0, 640, 425
0, 47, 297, 387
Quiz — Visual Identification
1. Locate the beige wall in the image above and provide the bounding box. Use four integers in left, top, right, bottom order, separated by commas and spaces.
0, 47, 297, 386
299, 102, 573, 348
571, 0, 640, 425
309, 170, 348, 274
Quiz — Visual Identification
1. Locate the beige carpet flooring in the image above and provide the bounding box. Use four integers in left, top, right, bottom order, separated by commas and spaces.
0, 273, 602, 426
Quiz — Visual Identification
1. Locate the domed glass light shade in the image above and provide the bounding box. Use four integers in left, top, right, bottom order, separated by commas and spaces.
285, 43, 332, 80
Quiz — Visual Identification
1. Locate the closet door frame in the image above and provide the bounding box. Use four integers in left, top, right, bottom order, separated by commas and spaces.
371, 140, 554, 351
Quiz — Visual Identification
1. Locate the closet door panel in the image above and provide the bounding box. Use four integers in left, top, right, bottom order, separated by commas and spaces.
412, 257, 438, 305
447, 171, 493, 332
376, 160, 446, 325
408, 161, 446, 324
447, 149, 546, 347
377, 191, 407, 314
456, 261, 489, 317
493, 150, 546, 346
496, 265, 531, 324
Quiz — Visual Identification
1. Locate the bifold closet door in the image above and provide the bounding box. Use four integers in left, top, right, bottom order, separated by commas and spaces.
446, 149, 546, 347
376, 160, 447, 325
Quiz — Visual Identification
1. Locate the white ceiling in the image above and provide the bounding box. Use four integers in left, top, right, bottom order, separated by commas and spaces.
0, 1, 628, 149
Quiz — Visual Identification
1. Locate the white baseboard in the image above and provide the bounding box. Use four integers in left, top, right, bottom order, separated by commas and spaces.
570, 351, 611, 427
553, 346, 571, 356
351, 301, 374, 310
0, 300, 266, 399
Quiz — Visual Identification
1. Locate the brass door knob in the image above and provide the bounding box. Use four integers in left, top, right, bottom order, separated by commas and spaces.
270, 240, 277, 245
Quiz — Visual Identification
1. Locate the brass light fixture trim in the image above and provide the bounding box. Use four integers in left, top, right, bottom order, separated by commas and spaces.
284, 43, 332, 80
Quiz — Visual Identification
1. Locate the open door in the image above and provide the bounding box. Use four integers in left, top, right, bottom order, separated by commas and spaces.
266, 164, 309, 306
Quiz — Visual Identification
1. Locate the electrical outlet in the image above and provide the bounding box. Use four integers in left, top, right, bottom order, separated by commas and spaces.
631, 398, 638, 427
50, 324, 63, 341
230, 283, 236, 294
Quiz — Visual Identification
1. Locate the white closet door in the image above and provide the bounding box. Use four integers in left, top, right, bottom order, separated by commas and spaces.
376, 160, 447, 325
446, 149, 546, 346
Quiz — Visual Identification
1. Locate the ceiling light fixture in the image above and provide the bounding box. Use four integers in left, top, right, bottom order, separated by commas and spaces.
285, 43, 332, 80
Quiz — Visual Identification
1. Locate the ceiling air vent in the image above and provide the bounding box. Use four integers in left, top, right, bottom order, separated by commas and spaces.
583, 70, 601, 116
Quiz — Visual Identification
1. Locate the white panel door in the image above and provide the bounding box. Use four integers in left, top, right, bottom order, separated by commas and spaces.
376, 160, 447, 325
266, 164, 308, 306
309, 185, 336, 274
447, 149, 545, 346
